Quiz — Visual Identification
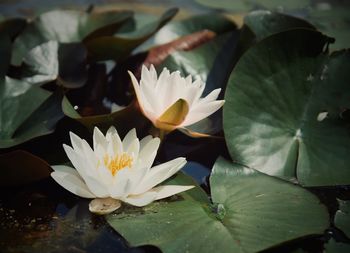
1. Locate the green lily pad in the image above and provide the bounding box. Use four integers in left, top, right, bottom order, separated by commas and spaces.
11, 9, 132, 65
335, 199, 350, 238
309, 7, 350, 51
0, 77, 63, 148
244, 10, 316, 41
154, 13, 236, 45
17, 40, 88, 88
324, 239, 350, 253
195, 0, 310, 12
0, 150, 51, 186
224, 29, 350, 186
62, 96, 148, 137
107, 157, 328, 253
85, 8, 177, 61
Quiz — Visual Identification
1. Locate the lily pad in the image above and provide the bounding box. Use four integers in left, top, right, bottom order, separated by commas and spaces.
11, 9, 132, 65
324, 239, 350, 253
335, 199, 350, 238
0, 150, 51, 186
107, 157, 329, 253
195, 0, 310, 12
244, 10, 316, 41
85, 8, 178, 61
18, 40, 88, 88
0, 77, 63, 148
223, 29, 350, 186
309, 7, 350, 51
62, 96, 148, 137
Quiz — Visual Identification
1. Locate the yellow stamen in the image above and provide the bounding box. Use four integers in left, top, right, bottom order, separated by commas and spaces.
103, 153, 133, 176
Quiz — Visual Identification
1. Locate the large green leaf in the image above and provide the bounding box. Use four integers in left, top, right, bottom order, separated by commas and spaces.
85, 8, 177, 61
153, 13, 236, 45
0, 77, 63, 148
195, 0, 310, 12
335, 199, 350, 238
107, 158, 328, 253
224, 29, 350, 186
11, 9, 132, 65
244, 10, 316, 41
19, 40, 88, 88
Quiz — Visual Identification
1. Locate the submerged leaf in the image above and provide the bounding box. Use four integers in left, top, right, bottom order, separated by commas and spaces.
0, 150, 51, 186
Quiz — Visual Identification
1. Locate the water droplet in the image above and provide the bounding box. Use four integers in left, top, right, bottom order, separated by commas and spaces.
317, 112, 328, 122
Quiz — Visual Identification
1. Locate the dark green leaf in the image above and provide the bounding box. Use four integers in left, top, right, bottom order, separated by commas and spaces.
195, 0, 310, 12
0, 18, 27, 40
335, 199, 350, 238
85, 8, 177, 61
324, 239, 350, 253
11, 9, 132, 65
62, 96, 148, 137
224, 29, 349, 186
19, 41, 88, 88
0, 77, 63, 148
107, 157, 328, 253
244, 10, 316, 41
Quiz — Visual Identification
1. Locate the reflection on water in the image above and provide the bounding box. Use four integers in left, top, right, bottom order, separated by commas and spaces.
0, 179, 161, 253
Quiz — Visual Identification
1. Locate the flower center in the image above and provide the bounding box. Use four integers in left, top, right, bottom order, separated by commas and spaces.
103, 153, 133, 176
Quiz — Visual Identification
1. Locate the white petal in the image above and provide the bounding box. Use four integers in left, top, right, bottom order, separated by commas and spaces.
110, 169, 131, 198
63, 144, 90, 178
180, 100, 225, 127
122, 191, 158, 207
195, 88, 222, 106
139, 135, 153, 150
126, 138, 140, 162
122, 128, 137, 151
138, 137, 160, 169
153, 185, 195, 200
51, 165, 95, 198
84, 176, 110, 198
69, 131, 83, 152
106, 126, 122, 155
132, 157, 187, 195
93, 127, 107, 152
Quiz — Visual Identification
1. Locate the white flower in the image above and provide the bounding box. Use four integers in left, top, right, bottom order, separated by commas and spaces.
51, 126, 194, 214
128, 65, 225, 131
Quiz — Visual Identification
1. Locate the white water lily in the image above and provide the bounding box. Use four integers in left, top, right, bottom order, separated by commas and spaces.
128, 65, 225, 131
51, 126, 194, 214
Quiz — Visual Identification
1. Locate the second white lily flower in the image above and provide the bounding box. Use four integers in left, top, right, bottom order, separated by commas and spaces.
51, 126, 194, 214
128, 65, 225, 131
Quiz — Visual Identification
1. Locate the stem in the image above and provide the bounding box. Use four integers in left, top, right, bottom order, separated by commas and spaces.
159, 129, 167, 141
